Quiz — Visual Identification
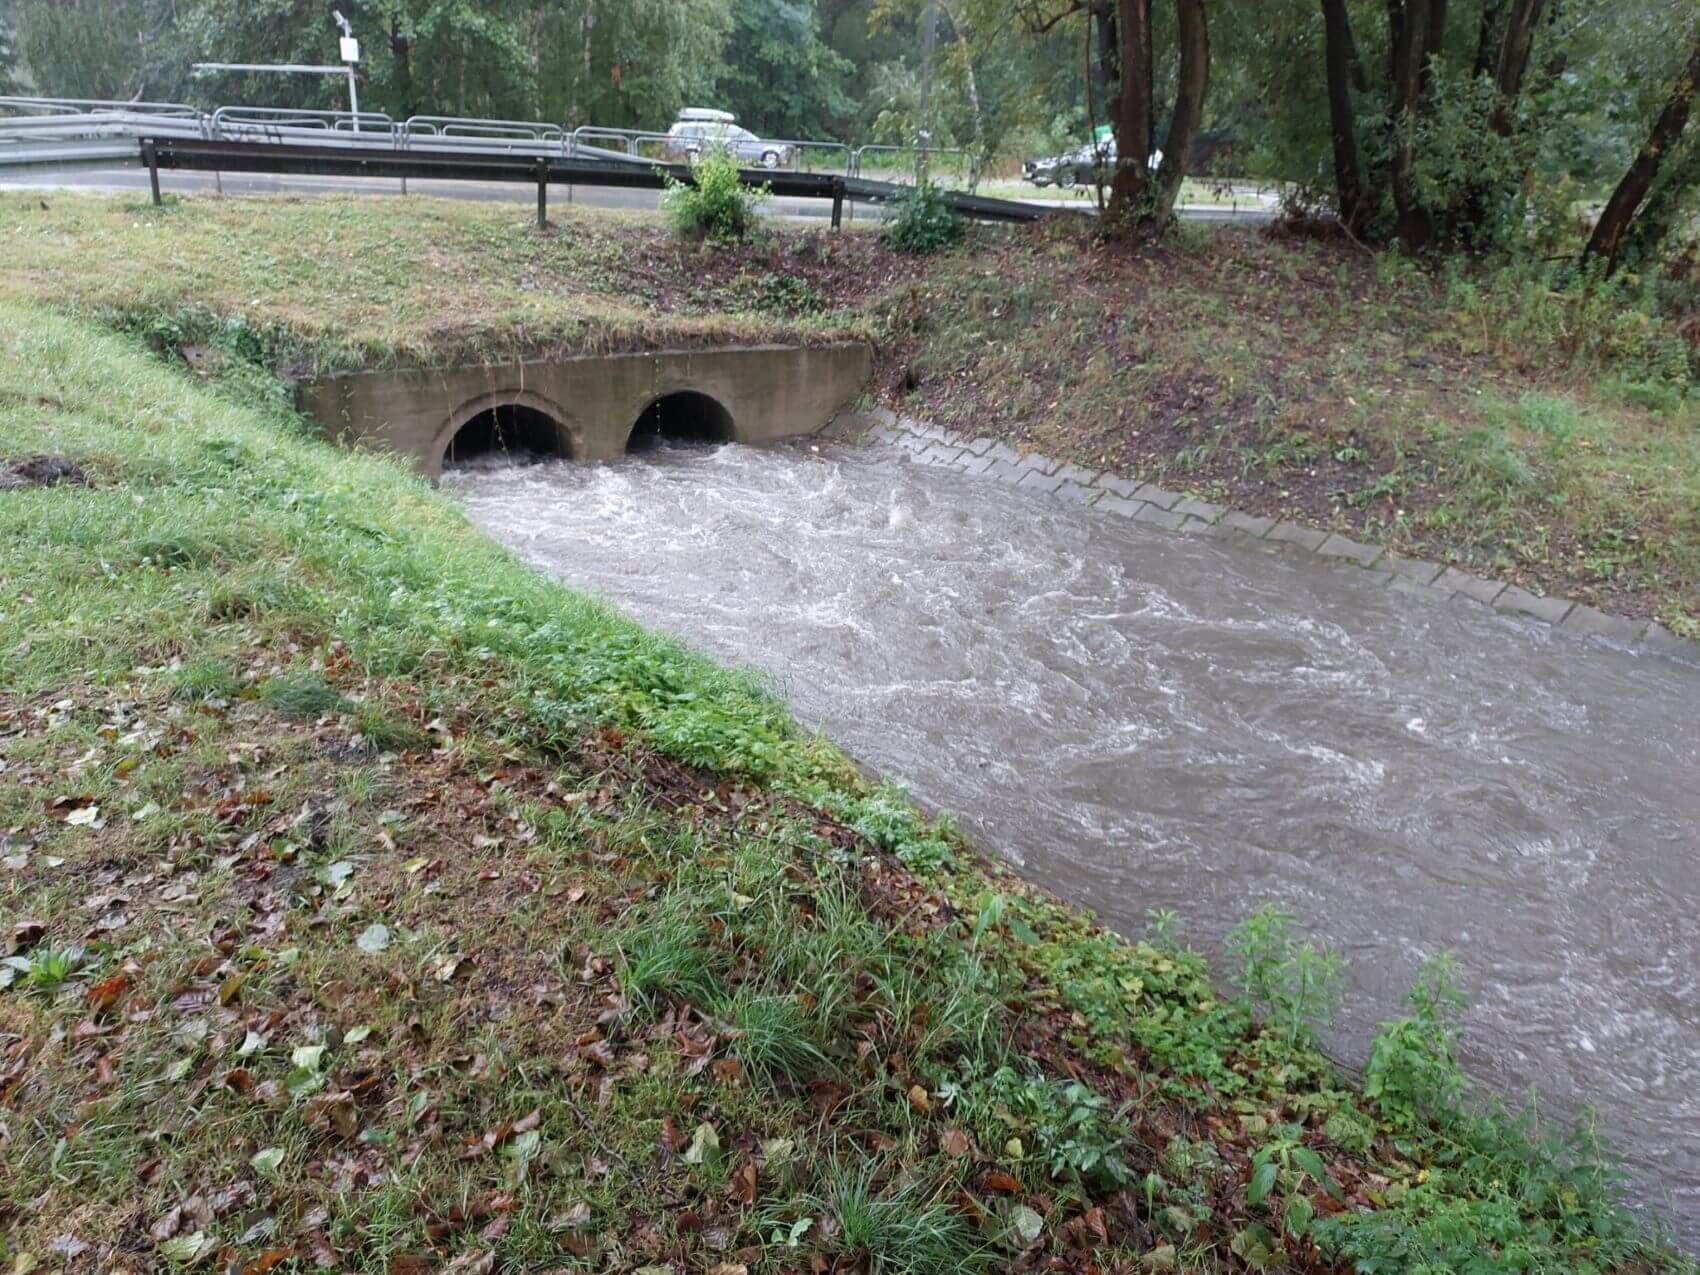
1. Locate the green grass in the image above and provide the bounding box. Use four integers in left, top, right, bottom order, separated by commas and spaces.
5, 190, 1695, 630
0, 257, 1695, 1269
880, 219, 1700, 632
0, 191, 877, 377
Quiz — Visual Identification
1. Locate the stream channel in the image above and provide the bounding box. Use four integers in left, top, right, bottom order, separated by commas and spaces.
445, 437, 1700, 1243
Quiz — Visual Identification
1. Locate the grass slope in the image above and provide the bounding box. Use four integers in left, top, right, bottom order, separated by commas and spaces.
0, 191, 1694, 630
879, 221, 1700, 633
0, 193, 897, 377
0, 299, 1692, 1272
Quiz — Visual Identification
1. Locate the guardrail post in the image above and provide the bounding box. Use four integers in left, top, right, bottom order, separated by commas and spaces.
535, 157, 547, 230
142, 138, 161, 206
831, 177, 844, 231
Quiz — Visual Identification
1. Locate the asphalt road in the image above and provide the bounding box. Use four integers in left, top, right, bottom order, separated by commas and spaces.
0, 164, 1278, 225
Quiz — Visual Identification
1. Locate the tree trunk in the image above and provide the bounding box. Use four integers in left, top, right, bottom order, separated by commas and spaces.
387, 19, 415, 119
1613, 135, 1700, 271
1106, 0, 1153, 224
1388, 0, 1433, 246
1473, 0, 1505, 79
1421, 0, 1448, 97
1584, 31, 1700, 273
1096, 1, 1120, 124
936, 0, 984, 161
1320, 0, 1368, 231
1489, 0, 1546, 133
1146, 0, 1207, 227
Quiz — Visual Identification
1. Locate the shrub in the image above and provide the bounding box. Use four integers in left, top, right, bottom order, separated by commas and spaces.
1362, 953, 1469, 1129
1226, 905, 1344, 1046
662, 149, 767, 242
882, 180, 964, 254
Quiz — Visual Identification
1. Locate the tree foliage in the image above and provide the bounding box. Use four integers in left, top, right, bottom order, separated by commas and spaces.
6, 0, 1700, 265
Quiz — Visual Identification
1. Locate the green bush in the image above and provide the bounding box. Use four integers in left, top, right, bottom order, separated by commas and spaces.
662, 149, 767, 242
882, 180, 964, 254
1362, 953, 1469, 1129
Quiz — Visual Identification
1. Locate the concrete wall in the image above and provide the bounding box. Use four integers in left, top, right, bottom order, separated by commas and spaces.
295, 343, 873, 478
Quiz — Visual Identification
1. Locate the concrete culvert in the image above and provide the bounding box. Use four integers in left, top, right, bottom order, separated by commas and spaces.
626, 391, 735, 453
443, 403, 567, 468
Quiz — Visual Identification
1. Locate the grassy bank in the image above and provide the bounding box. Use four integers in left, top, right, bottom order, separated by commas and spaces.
0, 192, 895, 376
878, 220, 1700, 635
1, 302, 1694, 1265
0, 191, 1694, 635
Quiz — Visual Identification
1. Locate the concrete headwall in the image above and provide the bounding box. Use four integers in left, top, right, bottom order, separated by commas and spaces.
295, 342, 873, 477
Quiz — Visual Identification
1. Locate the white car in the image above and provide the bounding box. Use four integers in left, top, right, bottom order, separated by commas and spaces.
665, 108, 793, 169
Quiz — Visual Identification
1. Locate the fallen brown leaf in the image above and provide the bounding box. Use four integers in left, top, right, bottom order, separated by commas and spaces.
85, 974, 130, 1015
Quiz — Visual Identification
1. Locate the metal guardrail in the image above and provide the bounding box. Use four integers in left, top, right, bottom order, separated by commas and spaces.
567, 126, 670, 159
1, 97, 983, 190
0, 95, 201, 118
130, 135, 1046, 228
0, 96, 1043, 225
852, 143, 979, 191
211, 106, 393, 136
404, 116, 564, 144
566, 126, 852, 177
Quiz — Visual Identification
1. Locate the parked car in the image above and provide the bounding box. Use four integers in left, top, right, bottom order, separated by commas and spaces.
1023, 138, 1162, 189
665, 108, 793, 169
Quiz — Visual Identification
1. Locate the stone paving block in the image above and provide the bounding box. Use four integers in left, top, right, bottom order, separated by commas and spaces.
1558, 604, 1647, 647
984, 441, 1022, 466
1317, 533, 1385, 568
959, 436, 995, 456
1016, 452, 1061, 476
918, 444, 965, 466
1053, 462, 1102, 487
1173, 497, 1225, 523
1221, 511, 1276, 538
982, 458, 1022, 483
1133, 484, 1182, 509
906, 420, 952, 444
1096, 494, 1145, 518
1379, 552, 1444, 585
1638, 623, 1700, 665
1435, 566, 1504, 607
1494, 585, 1573, 626
1017, 469, 1066, 494
1132, 504, 1188, 531
1385, 574, 1445, 602
1094, 473, 1140, 499
1265, 521, 1328, 552
1055, 481, 1101, 506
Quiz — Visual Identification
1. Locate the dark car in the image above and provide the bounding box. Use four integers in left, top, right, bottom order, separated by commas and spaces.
1023, 138, 1160, 189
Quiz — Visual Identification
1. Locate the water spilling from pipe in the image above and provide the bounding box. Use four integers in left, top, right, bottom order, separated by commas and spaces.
445, 439, 1700, 1242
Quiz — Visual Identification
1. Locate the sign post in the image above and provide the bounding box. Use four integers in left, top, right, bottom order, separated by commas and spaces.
333, 12, 360, 127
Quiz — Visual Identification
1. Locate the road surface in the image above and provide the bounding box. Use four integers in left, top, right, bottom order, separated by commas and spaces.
0, 164, 1278, 225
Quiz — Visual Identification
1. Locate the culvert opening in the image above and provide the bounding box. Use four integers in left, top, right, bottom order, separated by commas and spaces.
626, 391, 735, 453
444, 403, 567, 468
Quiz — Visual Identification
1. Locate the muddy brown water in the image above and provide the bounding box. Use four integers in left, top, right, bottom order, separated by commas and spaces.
445, 439, 1700, 1244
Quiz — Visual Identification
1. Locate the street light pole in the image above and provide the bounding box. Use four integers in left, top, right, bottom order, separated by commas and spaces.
332, 10, 360, 127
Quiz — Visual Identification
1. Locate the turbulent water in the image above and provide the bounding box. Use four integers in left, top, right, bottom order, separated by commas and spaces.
446, 439, 1700, 1241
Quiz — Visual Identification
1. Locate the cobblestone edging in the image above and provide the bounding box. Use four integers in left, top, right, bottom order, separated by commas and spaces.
853, 410, 1700, 667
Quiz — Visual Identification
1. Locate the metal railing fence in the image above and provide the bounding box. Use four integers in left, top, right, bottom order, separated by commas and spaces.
851, 143, 979, 191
